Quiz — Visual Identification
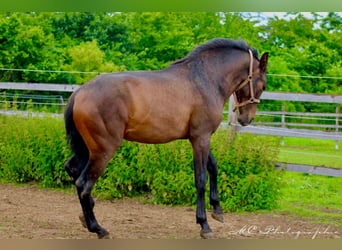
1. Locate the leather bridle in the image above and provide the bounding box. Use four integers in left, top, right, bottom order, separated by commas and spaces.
233, 49, 260, 112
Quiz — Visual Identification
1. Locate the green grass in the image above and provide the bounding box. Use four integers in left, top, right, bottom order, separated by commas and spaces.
242, 135, 342, 228
275, 137, 342, 168
247, 135, 342, 168
277, 171, 342, 227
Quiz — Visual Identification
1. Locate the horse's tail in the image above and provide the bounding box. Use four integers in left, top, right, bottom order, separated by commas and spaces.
64, 92, 89, 163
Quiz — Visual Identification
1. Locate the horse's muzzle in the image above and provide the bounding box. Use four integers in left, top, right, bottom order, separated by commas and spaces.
237, 117, 253, 126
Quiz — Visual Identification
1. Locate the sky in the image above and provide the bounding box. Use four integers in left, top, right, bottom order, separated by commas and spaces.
261, 12, 328, 19
240, 12, 341, 27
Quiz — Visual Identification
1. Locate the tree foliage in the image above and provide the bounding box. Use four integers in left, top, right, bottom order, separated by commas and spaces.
0, 12, 340, 94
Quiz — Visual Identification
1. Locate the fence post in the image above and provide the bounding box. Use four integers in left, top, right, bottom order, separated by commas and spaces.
336, 106, 340, 150
58, 96, 64, 113
280, 104, 285, 146
228, 97, 237, 139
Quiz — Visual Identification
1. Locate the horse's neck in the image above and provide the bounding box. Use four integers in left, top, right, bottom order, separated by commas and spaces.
220, 57, 250, 102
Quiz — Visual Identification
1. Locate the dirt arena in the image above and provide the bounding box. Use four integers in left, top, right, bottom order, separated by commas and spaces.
0, 183, 340, 239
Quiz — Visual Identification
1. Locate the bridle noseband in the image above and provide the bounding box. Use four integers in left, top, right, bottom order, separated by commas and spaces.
233, 49, 260, 112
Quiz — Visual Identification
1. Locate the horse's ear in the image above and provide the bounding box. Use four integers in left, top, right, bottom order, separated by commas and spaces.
259, 52, 269, 73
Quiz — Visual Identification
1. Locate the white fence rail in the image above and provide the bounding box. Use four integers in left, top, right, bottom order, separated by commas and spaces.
227, 91, 342, 149
0, 82, 79, 92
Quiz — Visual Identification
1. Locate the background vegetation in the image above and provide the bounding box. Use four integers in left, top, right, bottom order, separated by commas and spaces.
0, 12, 340, 94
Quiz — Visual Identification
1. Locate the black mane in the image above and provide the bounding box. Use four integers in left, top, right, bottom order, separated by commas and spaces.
172, 38, 259, 65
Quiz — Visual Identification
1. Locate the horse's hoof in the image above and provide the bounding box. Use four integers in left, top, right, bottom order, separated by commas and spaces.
98, 230, 110, 239
212, 212, 224, 223
79, 214, 87, 228
200, 230, 214, 239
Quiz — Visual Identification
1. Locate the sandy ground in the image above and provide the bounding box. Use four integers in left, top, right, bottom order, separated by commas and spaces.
0, 183, 340, 239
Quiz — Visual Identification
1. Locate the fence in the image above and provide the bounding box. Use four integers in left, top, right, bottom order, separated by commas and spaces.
227, 92, 342, 149
0, 82, 79, 92
0, 82, 78, 114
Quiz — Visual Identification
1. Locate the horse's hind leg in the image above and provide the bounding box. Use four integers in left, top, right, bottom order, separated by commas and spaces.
64, 147, 97, 231
71, 93, 126, 238
64, 155, 88, 183
74, 157, 110, 238
207, 152, 224, 223
74, 144, 122, 239
75, 132, 123, 239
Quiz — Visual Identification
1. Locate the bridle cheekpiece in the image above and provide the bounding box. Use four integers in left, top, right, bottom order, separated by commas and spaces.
233, 49, 260, 112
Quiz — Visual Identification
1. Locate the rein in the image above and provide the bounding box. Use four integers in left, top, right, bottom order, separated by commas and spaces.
233, 49, 260, 112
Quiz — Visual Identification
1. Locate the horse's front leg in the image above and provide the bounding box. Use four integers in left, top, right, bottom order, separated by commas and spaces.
191, 136, 213, 239
207, 152, 224, 223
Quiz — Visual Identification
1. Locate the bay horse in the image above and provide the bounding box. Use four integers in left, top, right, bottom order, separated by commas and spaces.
64, 38, 269, 239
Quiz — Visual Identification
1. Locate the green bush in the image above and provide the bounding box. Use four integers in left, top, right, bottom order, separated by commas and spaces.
0, 115, 71, 187
0, 115, 282, 211
212, 132, 282, 211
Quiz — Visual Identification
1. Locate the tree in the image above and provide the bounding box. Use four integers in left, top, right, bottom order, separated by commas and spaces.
0, 13, 68, 83
63, 40, 125, 84
263, 12, 342, 94
0, 11, 340, 93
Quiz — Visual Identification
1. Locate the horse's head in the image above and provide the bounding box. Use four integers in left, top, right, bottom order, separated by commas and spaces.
234, 51, 269, 126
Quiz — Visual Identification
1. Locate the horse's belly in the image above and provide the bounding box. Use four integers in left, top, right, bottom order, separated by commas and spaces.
124, 121, 188, 144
